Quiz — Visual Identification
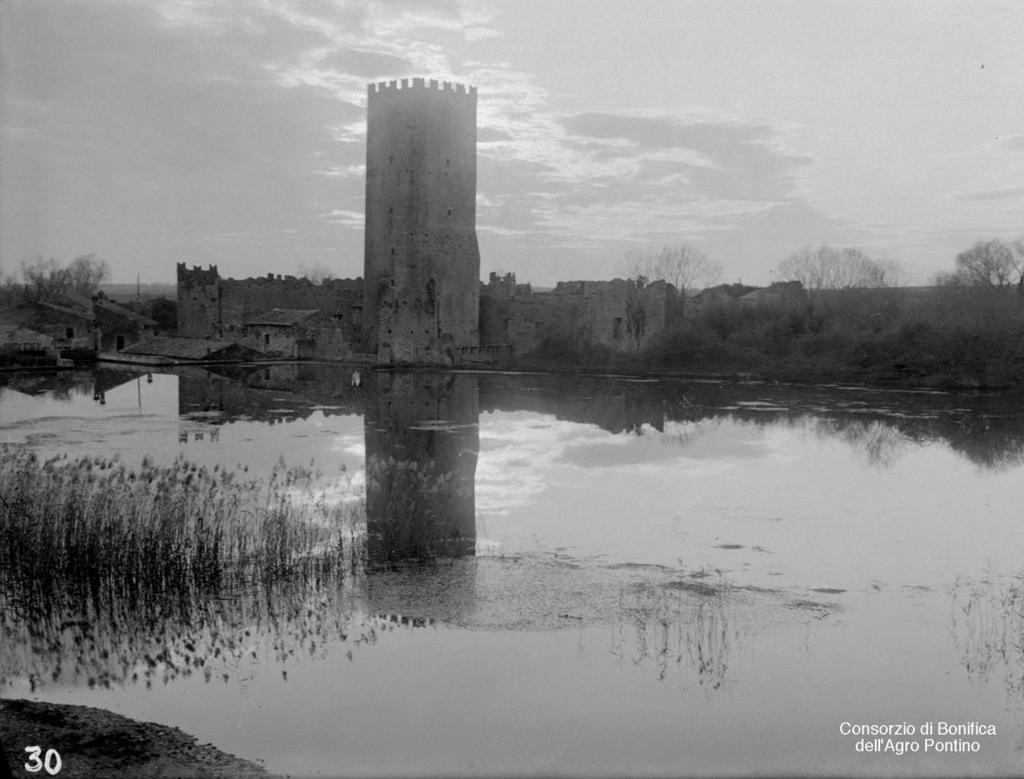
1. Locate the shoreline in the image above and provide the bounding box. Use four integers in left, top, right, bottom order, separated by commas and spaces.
0, 698, 273, 778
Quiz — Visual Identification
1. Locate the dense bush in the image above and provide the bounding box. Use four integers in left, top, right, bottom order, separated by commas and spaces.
516, 286, 1024, 388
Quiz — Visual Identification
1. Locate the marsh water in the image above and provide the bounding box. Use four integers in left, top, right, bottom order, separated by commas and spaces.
3, 364, 1024, 776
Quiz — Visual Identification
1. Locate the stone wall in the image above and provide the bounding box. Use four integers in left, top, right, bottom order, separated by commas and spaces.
177, 264, 363, 347
480, 273, 678, 356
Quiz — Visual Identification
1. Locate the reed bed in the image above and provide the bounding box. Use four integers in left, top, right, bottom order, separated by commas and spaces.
0, 447, 363, 599
0, 446, 373, 690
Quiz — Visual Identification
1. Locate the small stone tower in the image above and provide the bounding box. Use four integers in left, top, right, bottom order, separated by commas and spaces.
362, 78, 480, 365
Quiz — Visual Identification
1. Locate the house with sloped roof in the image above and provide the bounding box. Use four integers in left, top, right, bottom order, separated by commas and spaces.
0, 293, 159, 357
0, 325, 54, 352
114, 336, 262, 364
244, 308, 354, 360
0, 299, 96, 352
91, 295, 158, 352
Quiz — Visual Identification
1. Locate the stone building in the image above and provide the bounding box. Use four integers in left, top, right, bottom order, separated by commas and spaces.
479, 272, 678, 355
177, 264, 363, 344
243, 308, 359, 361
362, 78, 481, 365
244, 309, 327, 359
2, 294, 156, 355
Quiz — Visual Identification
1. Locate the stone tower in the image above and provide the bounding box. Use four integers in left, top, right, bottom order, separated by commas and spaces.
363, 78, 480, 365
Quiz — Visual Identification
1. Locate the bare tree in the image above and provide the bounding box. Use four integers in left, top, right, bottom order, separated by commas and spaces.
21, 254, 109, 300
0, 273, 23, 307
621, 244, 722, 293
66, 253, 110, 295
775, 245, 902, 290
21, 257, 67, 300
298, 262, 336, 283
950, 239, 1022, 289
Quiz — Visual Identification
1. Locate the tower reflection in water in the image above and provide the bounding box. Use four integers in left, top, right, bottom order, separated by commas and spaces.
363, 372, 478, 567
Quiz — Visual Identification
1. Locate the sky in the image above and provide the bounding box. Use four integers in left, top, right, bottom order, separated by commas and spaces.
2, 0, 1024, 288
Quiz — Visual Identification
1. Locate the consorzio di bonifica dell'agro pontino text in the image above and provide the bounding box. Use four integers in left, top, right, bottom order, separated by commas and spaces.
840, 721, 998, 755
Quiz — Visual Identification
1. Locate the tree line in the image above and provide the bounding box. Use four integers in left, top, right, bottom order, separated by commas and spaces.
537, 236, 1024, 388
2, 254, 111, 305
620, 237, 1024, 294
2, 254, 177, 332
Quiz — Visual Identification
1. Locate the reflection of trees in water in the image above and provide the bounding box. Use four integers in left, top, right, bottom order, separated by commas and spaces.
951, 573, 1024, 709
942, 421, 1024, 471
168, 365, 1024, 472
0, 569, 388, 692
661, 382, 1024, 471
807, 418, 913, 467
0, 369, 93, 401
661, 395, 1024, 471
611, 580, 738, 690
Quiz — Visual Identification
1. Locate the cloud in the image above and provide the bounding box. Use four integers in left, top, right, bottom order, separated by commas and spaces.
1001, 136, 1024, 151
317, 48, 415, 78
561, 112, 812, 202
320, 209, 364, 228
564, 112, 768, 152
472, 107, 818, 260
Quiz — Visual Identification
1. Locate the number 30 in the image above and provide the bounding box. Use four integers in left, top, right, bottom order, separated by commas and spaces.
24, 746, 62, 775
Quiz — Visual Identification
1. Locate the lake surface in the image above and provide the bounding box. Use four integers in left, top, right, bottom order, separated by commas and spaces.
3, 364, 1024, 777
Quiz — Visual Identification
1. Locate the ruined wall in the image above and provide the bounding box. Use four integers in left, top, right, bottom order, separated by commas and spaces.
177, 264, 363, 346
480, 274, 676, 356
363, 78, 480, 365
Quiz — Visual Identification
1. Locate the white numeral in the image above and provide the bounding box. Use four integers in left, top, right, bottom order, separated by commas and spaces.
24, 746, 61, 775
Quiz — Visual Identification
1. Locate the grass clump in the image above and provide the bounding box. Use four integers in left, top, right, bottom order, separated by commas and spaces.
0, 448, 361, 600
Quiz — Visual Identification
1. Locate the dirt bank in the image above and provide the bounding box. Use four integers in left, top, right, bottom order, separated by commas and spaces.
0, 698, 273, 778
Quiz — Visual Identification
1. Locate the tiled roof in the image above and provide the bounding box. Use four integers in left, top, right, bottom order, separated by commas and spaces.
94, 298, 158, 327
122, 336, 255, 360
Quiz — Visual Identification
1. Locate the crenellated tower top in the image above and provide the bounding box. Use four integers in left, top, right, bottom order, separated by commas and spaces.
367, 77, 477, 100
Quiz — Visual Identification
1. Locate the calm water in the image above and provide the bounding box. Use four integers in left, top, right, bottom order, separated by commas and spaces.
3, 364, 1024, 777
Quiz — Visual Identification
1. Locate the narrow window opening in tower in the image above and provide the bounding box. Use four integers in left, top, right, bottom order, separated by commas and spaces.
391, 248, 395, 255
389, 207, 393, 214
447, 208, 452, 216
446, 158, 450, 166
426, 278, 437, 316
